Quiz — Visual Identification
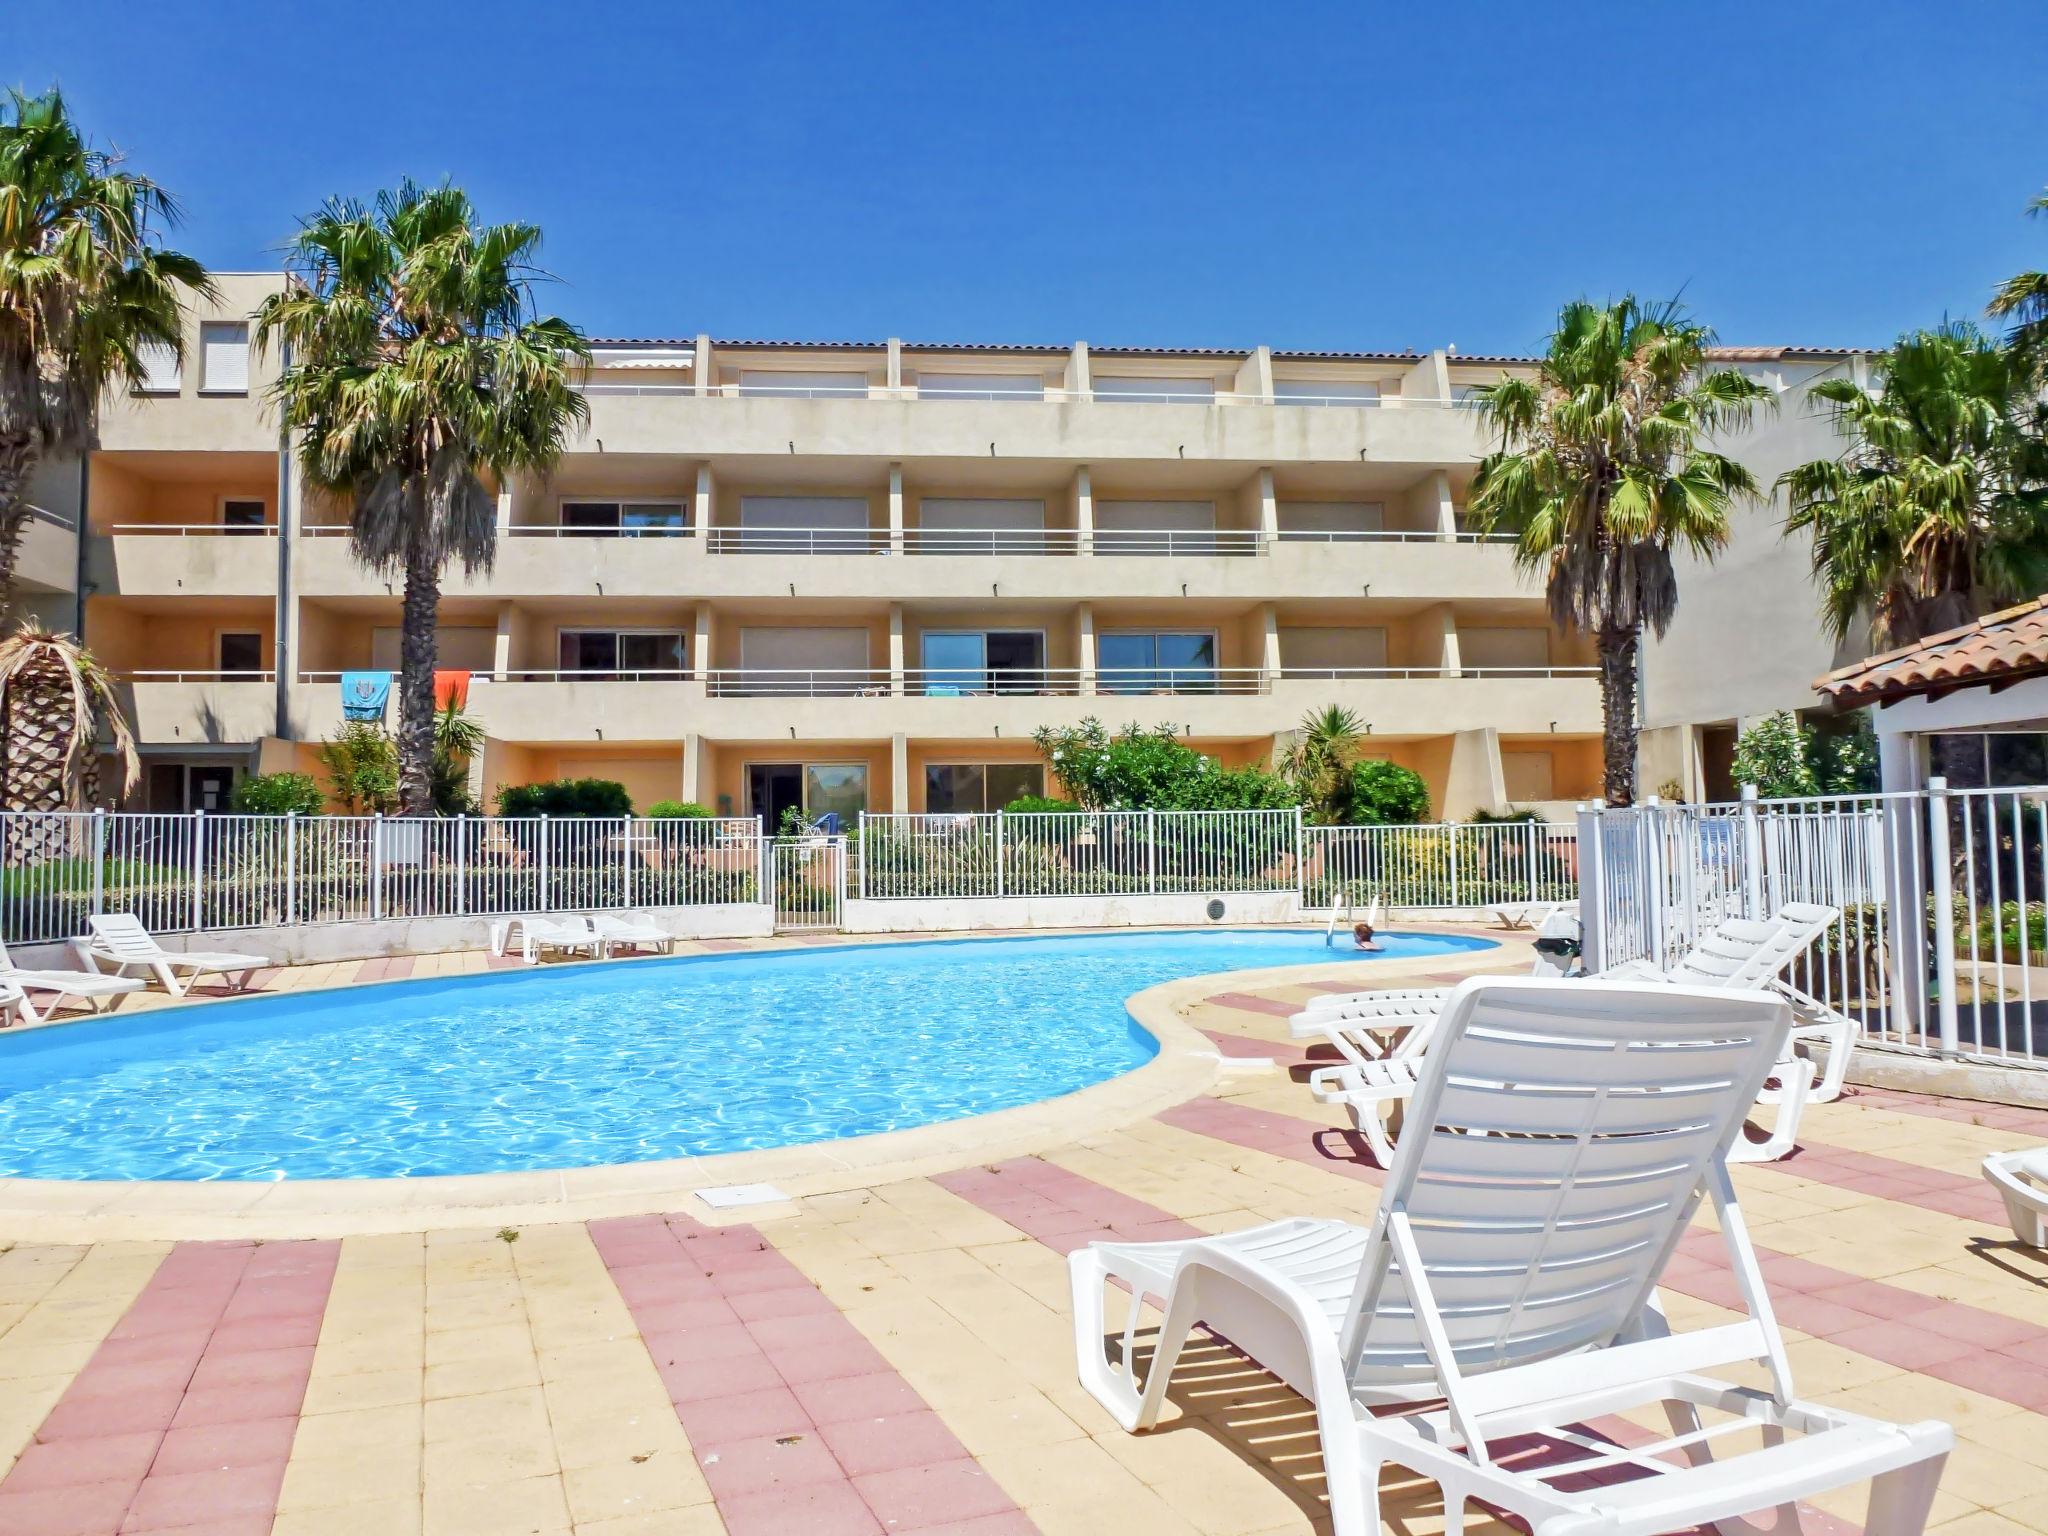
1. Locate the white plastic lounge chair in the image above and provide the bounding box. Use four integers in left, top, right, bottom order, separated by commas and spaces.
72, 914, 268, 999
1297, 902, 1842, 1166
0, 978, 25, 1028
0, 939, 147, 1024
1072, 978, 1953, 1536
1982, 1149, 2048, 1247
1488, 896, 1577, 931
587, 912, 674, 955
486, 914, 607, 964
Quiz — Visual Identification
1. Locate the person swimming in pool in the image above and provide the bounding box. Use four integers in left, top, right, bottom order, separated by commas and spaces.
1352, 921, 1382, 952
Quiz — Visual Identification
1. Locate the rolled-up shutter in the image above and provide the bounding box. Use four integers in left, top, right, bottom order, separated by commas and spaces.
200, 322, 249, 393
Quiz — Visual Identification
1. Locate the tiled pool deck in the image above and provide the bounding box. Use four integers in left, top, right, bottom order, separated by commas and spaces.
0, 933, 2045, 1535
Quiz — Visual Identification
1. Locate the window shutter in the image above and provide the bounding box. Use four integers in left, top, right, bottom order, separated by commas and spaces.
135, 341, 182, 394
200, 322, 250, 393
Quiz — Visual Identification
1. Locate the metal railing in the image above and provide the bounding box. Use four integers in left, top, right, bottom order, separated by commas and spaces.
574, 380, 1489, 408
23, 501, 76, 531
503, 522, 692, 538
0, 812, 767, 945
1576, 783, 2048, 1065
1301, 820, 1579, 910
106, 523, 278, 536
856, 809, 1303, 899
115, 670, 278, 684
1274, 528, 1517, 545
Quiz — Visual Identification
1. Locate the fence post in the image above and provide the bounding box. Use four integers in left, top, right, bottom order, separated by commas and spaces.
1738, 784, 1765, 921
995, 811, 1006, 900
1444, 821, 1459, 910
758, 817, 772, 911
1292, 806, 1305, 910
538, 815, 550, 912
1146, 810, 1158, 894
284, 810, 297, 926
455, 814, 468, 917
856, 812, 868, 901
1641, 796, 1668, 969
1926, 775, 1959, 1056
1576, 802, 1607, 971
190, 810, 204, 932
371, 813, 384, 922
90, 806, 106, 921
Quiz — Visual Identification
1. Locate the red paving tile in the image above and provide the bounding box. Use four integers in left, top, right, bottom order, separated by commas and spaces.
0, 1239, 337, 1536
1200, 991, 1302, 1018
588, 1212, 1036, 1535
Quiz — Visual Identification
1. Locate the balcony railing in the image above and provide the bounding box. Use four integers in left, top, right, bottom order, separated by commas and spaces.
576, 379, 1489, 408
24, 501, 76, 530
502, 523, 692, 538
705, 526, 891, 555
707, 525, 1267, 556
1274, 528, 1516, 545
106, 523, 278, 536
116, 669, 277, 683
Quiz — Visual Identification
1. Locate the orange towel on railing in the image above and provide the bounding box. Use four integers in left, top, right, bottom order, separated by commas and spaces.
433, 670, 471, 710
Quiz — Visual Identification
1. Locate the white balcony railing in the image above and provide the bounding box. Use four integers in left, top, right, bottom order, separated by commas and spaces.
106, 523, 278, 536
116, 669, 277, 683
24, 501, 77, 530
1274, 529, 1517, 545
704, 525, 1268, 556
502, 523, 692, 538
576, 379, 1490, 408
705, 526, 891, 555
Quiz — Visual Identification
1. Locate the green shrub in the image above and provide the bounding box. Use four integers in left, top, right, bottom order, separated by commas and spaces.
1345, 760, 1429, 825
646, 800, 711, 819
1467, 806, 1544, 824
495, 778, 634, 818
1002, 794, 1080, 814
319, 722, 399, 814
230, 772, 324, 816
1031, 718, 1301, 813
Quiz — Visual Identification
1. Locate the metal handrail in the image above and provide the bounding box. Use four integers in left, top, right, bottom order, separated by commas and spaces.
107, 522, 278, 535
116, 669, 277, 683
574, 380, 1491, 408
23, 501, 76, 530
503, 522, 692, 538
1274, 528, 1516, 545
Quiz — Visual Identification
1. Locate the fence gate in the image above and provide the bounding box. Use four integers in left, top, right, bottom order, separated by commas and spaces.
771, 836, 845, 931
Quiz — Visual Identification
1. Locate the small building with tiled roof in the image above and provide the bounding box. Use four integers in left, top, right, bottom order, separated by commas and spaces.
1814, 597, 2048, 790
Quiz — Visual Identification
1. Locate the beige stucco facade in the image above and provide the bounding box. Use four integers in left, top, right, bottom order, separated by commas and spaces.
71, 282, 1897, 822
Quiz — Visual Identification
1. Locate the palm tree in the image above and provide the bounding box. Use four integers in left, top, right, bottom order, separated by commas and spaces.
0, 87, 211, 619
1780, 323, 2048, 649
1988, 187, 2047, 377
256, 181, 588, 814
430, 699, 484, 814
0, 628, 139, 859
1469, 297, 1769, 807
1278, 704, 1363, 824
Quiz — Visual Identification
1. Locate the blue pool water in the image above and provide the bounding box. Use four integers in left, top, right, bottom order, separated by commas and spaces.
0, 928, 1492, 1182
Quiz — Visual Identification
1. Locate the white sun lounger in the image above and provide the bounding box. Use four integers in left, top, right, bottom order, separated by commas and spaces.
1983, 1149, 2048, 1247
1488, 896, 1578, 930
72, 914, 268, 999
587, 912, 674, 955
0, 979, 25, 1027
487, 914, 608, 964
1295, 903, 1852, 1168
1072, 977, 1953, 1536
0, 939, 147, 1024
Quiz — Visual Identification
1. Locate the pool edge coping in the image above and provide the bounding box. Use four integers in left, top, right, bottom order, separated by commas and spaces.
0, 930, 1517, 1242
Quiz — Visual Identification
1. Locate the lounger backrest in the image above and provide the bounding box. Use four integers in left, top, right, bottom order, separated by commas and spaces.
0, 939, 15, 973
1337, 977, 1789, 1390
1665, 901, 1838, 989
87, 914, 164, 959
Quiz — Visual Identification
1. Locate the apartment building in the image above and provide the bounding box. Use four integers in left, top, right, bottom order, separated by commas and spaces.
26, 275, 1687, 821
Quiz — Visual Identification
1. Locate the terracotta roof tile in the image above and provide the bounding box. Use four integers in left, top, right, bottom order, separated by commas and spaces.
1814, 597, 2048, 707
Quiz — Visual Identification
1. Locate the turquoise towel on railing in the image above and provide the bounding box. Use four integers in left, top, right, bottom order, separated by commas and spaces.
341, 671, 392, 721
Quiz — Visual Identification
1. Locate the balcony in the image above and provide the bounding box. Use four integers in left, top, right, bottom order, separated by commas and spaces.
90, 524, 281, 597
17, 504, 77, 595
113, 672, 277, 744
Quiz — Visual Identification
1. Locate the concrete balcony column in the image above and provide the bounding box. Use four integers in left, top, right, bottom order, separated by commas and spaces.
1437, 604, 1463, 678
888, 603, 906, 696
890, 732, 909, 813
692, 603, 714, 685
494, 488, 512, 535
492, 602, 514, 683
1234, 346, 1274, 401
1259, 602, 1282, 680
693, 464, 715, 540
888, 464, 904, 555
693, 333, 713, 396
1240, 467, 1278, 546
885, 338, 902, 393
1443, 725, 1507, 819
1071, 466, 1094, 556
1078, 602, 1097, 697
1065, 341, 1091, 400
1399, 348, 1450, 406
682, 731, 703, 803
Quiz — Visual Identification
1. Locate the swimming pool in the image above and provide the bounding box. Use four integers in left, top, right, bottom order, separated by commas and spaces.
0, 928, 1493, 1182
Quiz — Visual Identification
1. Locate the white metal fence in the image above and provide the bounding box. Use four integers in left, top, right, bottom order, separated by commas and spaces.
1302, 820, 1579, 911
0, 812, 766, 945
1582, 780, 2048, 1069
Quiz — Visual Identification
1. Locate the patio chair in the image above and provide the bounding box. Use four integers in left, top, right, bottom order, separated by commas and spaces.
0, 939, 147, 1024
486, 914, 608, 964
1982, 1149, 2048, 1248
1488, 895, 1578, 930
0, 978, 26, 1027
72, 914, 268, 999
587, 912, 675, 955
1071, 977, 1952, 1536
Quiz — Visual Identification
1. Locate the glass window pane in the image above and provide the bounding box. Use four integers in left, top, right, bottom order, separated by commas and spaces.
558, 630, 618, 672
920, 632, 988, 694
561, 502, 621, 535
1098, 633, 1156, 694
924, 764, 982, 814
1156, 632, 1216, 692
618, 632, 684, 671
218, 633, 264, 672
805, 764, 867, 822
622, 503, 686, 535
986, 763, 1044, 809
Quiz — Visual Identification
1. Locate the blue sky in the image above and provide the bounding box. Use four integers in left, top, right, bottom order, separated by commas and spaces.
7, 1, 2045, 353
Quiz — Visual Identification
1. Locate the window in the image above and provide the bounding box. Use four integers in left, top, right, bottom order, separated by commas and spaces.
217, 632, 265, 674
221, 498, 268, 534
1093, 375, 1215, 404
556, 629, 686, 675
1099, 632, 1217, 693
1273, 379, 1380, 407
918, 631, 1045, 694
559, 500, 687, 536
803, 764, 867, 822
925, 763, 1045, 814
134, 340, 182, 395
736, 496, 871, 552
199, 322, 250, 394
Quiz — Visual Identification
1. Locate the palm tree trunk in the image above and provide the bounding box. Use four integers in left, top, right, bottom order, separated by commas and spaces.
0, 433, 43, 627
395, 539, 442, 816
1598, 625, 1639, 808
